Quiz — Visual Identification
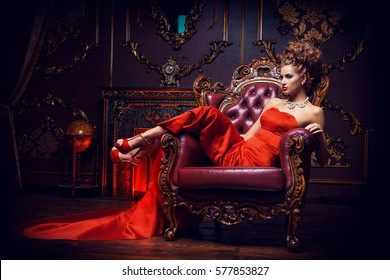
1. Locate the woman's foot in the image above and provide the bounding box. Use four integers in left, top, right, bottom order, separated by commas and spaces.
111, 126, 166, 165
114, 134, 150, 154
110, 147, 142, 165
114, 126, 166, 154
110, 141, 159, 166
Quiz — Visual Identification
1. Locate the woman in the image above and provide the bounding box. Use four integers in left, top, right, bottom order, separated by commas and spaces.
111, 41, 329, 167
20, 41, 329, 240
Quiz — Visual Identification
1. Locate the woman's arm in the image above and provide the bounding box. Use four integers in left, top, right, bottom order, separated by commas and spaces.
305, 107, 330, 166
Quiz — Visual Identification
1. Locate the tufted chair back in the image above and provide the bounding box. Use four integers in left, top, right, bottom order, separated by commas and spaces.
216, 83, 279, 133
193, 58, 283, 134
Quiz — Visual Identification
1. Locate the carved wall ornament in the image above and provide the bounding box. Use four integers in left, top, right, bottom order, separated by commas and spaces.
322, 39, 365, 74
16, 92, 89, 121
125, 40, 232, 87
35, 42, 101, 80
149, 0, 208, 49
323, 99, 371, 136
311, 134, 352, 167
253, 39, 281, 64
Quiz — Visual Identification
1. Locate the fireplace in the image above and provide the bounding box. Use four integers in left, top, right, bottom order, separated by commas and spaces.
101, 88, 196, 199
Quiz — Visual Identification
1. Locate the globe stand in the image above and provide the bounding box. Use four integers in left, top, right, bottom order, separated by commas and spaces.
58, 120, 98, 198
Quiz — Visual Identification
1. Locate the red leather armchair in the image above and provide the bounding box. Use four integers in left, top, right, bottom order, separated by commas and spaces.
158, 58, 328, 251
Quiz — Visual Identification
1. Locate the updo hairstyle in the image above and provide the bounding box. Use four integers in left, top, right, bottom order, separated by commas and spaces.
281, 41, 323, 95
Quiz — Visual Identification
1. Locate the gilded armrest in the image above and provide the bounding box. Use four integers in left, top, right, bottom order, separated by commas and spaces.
159, 133, 212, 190
278, 128, 318, 194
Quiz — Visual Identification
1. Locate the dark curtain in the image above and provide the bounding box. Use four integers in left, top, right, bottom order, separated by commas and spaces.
0, 1, 49, 188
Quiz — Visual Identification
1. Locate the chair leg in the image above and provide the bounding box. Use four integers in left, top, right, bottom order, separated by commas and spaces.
285, 206, 302, 252
163, 206, 178, 241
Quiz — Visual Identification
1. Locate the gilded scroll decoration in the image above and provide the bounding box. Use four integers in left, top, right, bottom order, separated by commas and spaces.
35, 42, 101, 80
253, 40, 280, 64
311, 134, 352, 167
16, 92, 89, 121
323, 99, 371, 136
322, 39, 365, 74
149, 0, 208, 49
17, 93, 71, 113
125, 40, 232, 87
189, 201, 277, 225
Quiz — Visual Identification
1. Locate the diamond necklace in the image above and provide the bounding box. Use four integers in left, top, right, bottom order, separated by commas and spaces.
283, 96, 309, 109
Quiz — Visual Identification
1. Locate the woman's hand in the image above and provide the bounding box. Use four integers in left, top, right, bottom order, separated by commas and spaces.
305, 122, 329, 166
305, 123, 324, 137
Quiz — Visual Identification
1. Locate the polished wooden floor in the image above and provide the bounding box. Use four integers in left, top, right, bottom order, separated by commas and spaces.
1, 187, 388, 260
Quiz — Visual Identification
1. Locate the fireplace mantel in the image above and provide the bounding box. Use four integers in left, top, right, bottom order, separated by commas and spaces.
101, 88, 197, 199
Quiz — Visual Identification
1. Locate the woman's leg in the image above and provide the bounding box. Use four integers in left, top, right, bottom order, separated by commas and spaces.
157, 106, 243, 165
113, 106, 243, 166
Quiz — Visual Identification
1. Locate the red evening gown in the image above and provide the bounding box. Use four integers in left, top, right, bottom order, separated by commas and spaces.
19, 106, 298, 240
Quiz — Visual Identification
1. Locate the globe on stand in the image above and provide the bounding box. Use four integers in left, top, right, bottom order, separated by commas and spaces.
65, 119, 95, 152
63, 120, 96, 198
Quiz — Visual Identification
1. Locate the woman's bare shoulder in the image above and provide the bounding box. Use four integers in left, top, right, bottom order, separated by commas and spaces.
307, 103, 325, 123
310, 103, 324, 115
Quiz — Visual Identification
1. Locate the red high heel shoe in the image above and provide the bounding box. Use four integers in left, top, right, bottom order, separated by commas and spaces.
110, 139, 160, 166
114, 133, 151, 154
110, 147, 142, 165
